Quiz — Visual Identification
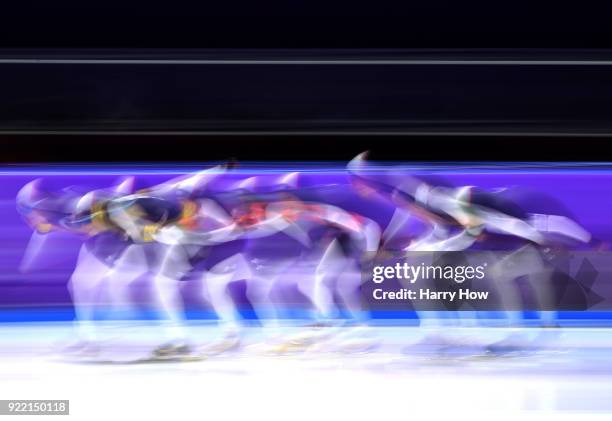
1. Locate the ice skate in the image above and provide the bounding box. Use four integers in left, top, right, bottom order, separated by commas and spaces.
60, 340, 102, 359
136, 341, 207, 362
403, 333, 487, 359
198, 332, 241, 357
485, 331, 533, 356
265, 325, 339, 355
307, 326, 380, 354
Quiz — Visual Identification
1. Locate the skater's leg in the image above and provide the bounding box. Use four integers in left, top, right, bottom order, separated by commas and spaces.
525, 252, 557, 327
487, 245, 553, 353
324, 258, 381, 353
68, 244, 112, 343
260, 245, 344, 354
152, 244, 193, 343
245, 260, 288, 334
401, 252, 466, 350
299, 241, 344, 322
335, 258, 367, 323
404, 253, 448, 331
521, 247, 560, 346
204, 253, 250, 337
491, 248, 530, 328
104, 244, 149, 320
493, 244, 557, 326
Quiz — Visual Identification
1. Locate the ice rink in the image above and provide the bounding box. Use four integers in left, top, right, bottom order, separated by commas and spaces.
1, 322, 612, 420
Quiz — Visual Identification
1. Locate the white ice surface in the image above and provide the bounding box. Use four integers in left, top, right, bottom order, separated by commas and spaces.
0, 322, 611, 420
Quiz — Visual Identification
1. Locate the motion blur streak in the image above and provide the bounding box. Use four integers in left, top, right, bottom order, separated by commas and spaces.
2, 156, 612, 416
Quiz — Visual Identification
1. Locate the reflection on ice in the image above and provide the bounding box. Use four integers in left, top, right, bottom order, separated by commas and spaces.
1, 323, 612, 414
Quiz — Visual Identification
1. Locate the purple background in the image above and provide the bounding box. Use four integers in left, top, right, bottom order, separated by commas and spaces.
2, 167, 612, 319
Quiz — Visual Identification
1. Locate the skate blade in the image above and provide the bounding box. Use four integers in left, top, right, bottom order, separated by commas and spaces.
335, 340, 380, 354
267, 340, 313, 355
199, 339, 241, 357
66, 353, 209, 365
